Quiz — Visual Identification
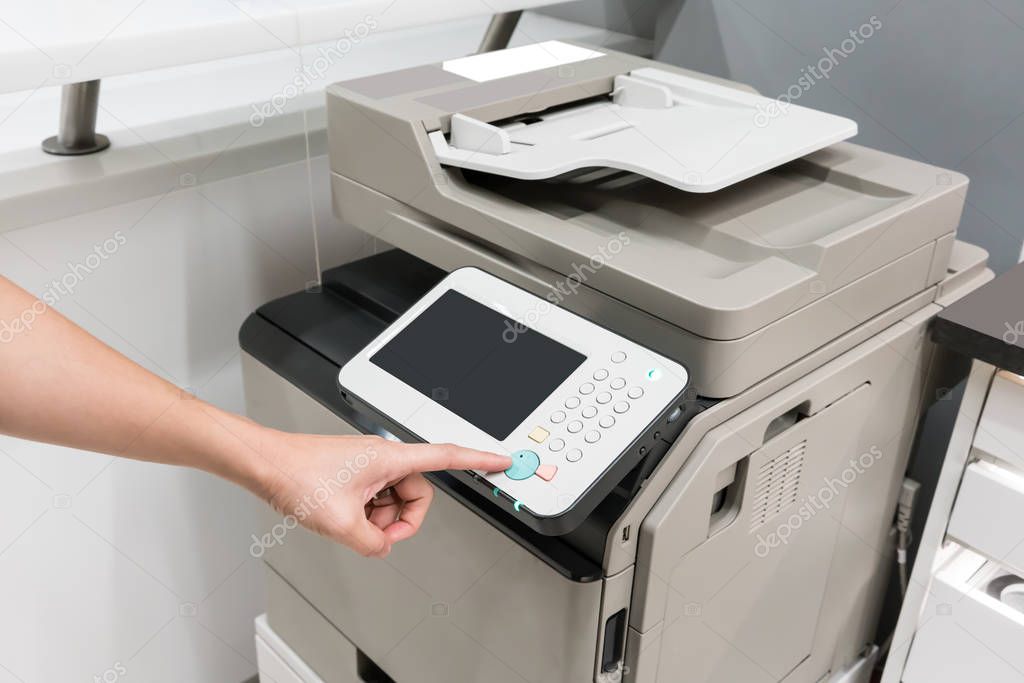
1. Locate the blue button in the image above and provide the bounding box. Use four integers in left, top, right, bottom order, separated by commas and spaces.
505, 450, 541, 480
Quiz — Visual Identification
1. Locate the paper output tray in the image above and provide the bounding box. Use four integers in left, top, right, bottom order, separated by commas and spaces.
429, 67, 857, 193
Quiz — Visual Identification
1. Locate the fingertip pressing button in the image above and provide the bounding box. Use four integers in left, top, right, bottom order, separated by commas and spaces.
611, 351, 627, 363
548, 438, 565, 452
579, 382, 595, 395
535, 464, 557, 481
581, 405, 597, 419
584, 430, 601, 444
567, 420, 583, 434
613, 401, 630, 414
628, 387, 644, 399
566, 449, 583, 462
505, 450, 540, 480
550, 410, 566, 424
610, 377, 626, 390
596, 391, 612, 404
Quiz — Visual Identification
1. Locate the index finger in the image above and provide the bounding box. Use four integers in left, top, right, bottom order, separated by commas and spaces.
398, 443, 511, 474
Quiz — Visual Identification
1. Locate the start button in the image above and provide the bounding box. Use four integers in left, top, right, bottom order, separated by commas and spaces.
505, 450, 540, 480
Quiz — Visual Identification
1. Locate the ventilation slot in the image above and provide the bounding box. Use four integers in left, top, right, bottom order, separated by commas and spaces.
749, 441, 806, 531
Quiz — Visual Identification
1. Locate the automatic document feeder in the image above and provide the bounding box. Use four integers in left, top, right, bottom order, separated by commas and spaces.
240, 43, 992, 683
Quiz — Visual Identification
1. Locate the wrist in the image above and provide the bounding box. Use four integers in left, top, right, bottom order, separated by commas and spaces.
184, 400, 284, 502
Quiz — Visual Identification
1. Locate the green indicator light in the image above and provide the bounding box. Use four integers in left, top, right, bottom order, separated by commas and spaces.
646, 368, 662, 381
492, 487, 501, 497
513, 500, 522, 512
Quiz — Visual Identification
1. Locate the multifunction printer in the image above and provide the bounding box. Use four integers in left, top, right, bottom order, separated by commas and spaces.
240, 42, 992, 683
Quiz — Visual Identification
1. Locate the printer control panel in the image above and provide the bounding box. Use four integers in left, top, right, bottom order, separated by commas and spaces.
504, 353, 658, 483
337, 267, 689, 534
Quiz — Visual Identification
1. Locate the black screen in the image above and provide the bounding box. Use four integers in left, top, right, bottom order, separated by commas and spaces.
371, 290, 586, 440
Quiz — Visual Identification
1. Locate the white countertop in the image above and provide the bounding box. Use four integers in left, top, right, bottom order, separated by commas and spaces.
0, 0, 562, 95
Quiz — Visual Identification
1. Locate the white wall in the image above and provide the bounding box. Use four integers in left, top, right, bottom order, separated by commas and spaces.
0, 155, 369, 683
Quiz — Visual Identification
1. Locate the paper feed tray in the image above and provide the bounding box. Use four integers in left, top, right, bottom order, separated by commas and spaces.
428, 67, 857, 194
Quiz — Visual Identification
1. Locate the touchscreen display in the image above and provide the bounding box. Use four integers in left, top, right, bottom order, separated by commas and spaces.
371, 290, 586, 440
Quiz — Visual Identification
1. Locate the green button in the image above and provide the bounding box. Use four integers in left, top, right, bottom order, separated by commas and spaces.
505, 450, 540, 480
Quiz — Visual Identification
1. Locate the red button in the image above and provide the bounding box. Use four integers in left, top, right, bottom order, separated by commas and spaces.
535, 464, 557, 481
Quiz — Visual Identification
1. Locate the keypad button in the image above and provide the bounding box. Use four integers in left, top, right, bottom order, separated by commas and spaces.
566, 449, 583, 463
599, 415, 615, 429
581, 405, 598, 419
550, 410, 566, 424
596, 391, 612, 404
584, 430, 601, 444
564, 396, 581, 409
579, 382, 595, 395
610, 377, 626, 390
593, 368, 609, 381
567, 420, 583, 434
628, 387, 644, 399
548, 438, 565, 452
611, 351, 627, 363
613, 401, 630, 414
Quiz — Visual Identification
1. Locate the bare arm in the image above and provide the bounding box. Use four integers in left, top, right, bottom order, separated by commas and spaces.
0, 275, 509, 557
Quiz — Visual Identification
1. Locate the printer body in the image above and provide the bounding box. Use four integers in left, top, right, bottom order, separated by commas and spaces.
240, 45, 992, 683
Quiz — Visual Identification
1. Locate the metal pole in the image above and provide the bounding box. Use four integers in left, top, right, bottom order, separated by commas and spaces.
42, 80, 110, 155
477, 11, 522, 53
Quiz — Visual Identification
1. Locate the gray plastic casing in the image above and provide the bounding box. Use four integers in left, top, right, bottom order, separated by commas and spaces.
241, 249, 992, 682
325, 45, 968, 398
244, 43, 994, 683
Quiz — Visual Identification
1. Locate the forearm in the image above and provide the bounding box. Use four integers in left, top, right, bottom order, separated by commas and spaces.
0, 275, 510, 558
0, 276, 273, 493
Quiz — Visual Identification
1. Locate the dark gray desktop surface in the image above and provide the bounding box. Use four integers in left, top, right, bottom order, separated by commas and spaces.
932, 261, 1024, 375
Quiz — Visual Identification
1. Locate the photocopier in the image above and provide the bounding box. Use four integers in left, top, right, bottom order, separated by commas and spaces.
240, 42, 993, 683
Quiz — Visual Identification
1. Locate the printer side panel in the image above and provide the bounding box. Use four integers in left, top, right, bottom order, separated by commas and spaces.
242, 352, 607, 683
626, 307, 941, 683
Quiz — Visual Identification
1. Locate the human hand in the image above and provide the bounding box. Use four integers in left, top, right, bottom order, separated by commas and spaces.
255, 431, 511, 558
